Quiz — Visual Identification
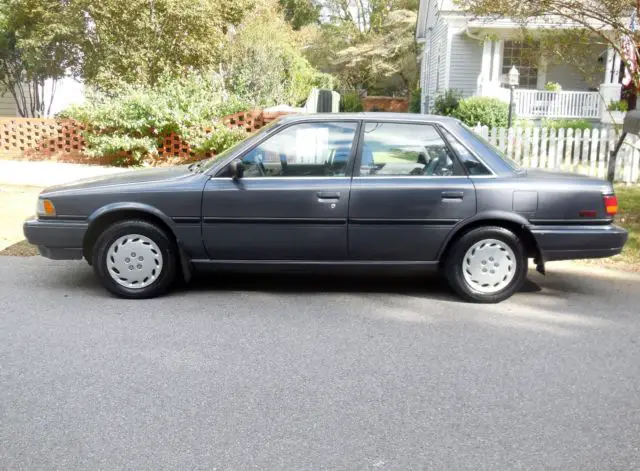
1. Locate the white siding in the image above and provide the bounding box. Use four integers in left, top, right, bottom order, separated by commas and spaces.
545, 46, 605, 91
448, 32, 483, 97
0, 90, 18, 117
423, 17, 448, 112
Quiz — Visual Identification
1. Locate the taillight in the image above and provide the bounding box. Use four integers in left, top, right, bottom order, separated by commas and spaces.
603, 194, 618, 216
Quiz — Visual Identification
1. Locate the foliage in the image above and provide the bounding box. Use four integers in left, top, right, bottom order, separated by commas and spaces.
60, 73, 250, 164
0, 0, 82, 117
542, 118, 593, 130
608, 100, 629, 112
304, 0, 419, 95
340, 92, 364, 112
75, 0, 255, 91
409, 88, 421, 113
223, 0, 334, 107
451, 97, 510, 128
455, 0, 640, 90
279, 0, 319, 29
544, 82, 562, 92
433, 89, 462, 116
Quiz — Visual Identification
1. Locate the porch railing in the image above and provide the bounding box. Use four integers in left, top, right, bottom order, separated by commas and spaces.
514, 90, 602, 119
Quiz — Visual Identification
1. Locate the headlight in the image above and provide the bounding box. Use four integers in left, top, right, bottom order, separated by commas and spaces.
37, 199, 56, 217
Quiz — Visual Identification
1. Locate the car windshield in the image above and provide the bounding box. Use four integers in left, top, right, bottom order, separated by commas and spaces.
460, 123, 523, 172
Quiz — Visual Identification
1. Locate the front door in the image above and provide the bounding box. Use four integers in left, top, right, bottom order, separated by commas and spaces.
202, 120, 359, 260
348, 121, 477, 261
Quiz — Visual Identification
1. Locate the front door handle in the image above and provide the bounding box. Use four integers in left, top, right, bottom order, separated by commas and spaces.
442, 191, 464, 200
317, 191, 341, 200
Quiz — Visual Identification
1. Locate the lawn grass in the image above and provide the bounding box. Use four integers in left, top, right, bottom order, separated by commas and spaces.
611, 185, 640, 269
0, 186, 42, 255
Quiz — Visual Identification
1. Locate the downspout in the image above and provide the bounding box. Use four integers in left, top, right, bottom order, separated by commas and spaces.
464, 26, 483, 41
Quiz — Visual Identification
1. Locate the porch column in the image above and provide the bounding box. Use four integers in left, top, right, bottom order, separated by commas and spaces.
600, 47, 623, 120
604, 47, 615, 84
490, 39, 504, 83
612, 51, 622, 84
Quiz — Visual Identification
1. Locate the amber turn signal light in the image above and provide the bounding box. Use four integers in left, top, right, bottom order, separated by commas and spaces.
37, 199, 56, 217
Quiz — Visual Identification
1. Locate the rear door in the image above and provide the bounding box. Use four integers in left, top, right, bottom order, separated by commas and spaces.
201, 120, 359, 261
348, 121, 477, 261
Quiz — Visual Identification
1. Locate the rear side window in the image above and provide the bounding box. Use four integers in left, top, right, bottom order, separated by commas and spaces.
439, 127, 493, 176
358, 122, 463, 177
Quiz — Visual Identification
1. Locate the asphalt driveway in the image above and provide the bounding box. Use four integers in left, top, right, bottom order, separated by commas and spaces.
1, 257, 640, 469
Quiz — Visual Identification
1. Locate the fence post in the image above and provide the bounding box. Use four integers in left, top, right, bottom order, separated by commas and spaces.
589, 129, 599, 177
632, 136, 640, 183
547, 128, 556, 169
514, 127, 523, 165
507, 127, 515, 160
598, 128, 609, 179
555, 128, 565, 170
564, 128, 574, 171
531, 127, 540, 168
498, 128, 507, 153
522, 127, 531, 167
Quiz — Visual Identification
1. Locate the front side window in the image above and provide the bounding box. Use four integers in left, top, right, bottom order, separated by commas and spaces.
358, 122, 460, 177
240, 121, 358, 178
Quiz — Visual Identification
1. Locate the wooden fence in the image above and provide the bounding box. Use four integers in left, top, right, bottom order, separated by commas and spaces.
473, 125, 640, 184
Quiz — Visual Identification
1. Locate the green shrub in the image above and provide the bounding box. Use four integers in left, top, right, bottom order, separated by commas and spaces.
61, 73, 250, 165
340, 92, 364, 112
192, 125, 248, 155
544, 81, 562, 92
607, 100, 629, 112
542, 118, 593, 130
451, 96, 510, 128
409, 88, 421, 113
433, 89, 462, 116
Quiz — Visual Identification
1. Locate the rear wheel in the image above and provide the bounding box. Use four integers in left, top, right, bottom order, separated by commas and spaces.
92, 220, 177, 299
444, 226, 527, 303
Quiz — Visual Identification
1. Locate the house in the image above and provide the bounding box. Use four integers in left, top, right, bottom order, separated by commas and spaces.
0, 77, 84, 118
415, 0, 625, 120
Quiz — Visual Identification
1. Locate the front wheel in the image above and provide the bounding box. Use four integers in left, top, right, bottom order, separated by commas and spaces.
444, 226, 528, 303
92, 220, 177, 299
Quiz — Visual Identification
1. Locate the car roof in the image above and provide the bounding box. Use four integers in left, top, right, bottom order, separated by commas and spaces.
276, 112, 459, 124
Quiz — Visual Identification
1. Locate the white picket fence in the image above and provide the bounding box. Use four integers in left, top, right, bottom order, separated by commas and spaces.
473, 125, 640, 184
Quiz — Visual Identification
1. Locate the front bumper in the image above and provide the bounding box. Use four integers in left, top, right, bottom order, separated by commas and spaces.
23, 218, 88, 260
531, 224, 628, 262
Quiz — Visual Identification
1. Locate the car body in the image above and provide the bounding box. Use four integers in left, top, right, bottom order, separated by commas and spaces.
24, 113, 628, 302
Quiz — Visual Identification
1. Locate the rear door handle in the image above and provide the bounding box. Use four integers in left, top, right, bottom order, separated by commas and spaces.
317, 191, 341, 200
442, 191, 464, 200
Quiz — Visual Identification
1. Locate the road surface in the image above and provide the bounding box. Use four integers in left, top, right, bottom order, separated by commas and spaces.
1, 257, 639, 469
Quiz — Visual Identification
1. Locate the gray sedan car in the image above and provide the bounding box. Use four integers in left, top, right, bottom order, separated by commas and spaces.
24, 113, 628, 303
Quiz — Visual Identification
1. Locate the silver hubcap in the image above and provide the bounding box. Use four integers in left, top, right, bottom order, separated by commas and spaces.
462, 238, 517, 294
106, 234, 163, 289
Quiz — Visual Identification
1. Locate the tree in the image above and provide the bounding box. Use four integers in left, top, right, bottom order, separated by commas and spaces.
304, 0, 419, 94
224, 0, 333, 106
0, 0, 82, 117
279, 0, 320, 29
75, 0, 255, 91
455, 0, 640, 94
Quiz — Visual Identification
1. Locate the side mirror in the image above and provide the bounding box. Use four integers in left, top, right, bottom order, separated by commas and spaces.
229, 159, 245, 180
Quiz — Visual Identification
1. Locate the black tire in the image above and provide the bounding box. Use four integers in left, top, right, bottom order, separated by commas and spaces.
92, 219, 177, 299
444, 226, 528, 303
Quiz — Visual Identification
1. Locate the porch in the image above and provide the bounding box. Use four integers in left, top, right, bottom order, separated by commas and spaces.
474, 35, 624, 121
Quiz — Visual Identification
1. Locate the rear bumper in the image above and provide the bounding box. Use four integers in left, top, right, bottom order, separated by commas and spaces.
23, 218, 88, 260
531, 224, 628, 262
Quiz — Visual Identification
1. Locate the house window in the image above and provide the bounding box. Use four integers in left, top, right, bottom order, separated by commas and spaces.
502, 41, 539, 89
